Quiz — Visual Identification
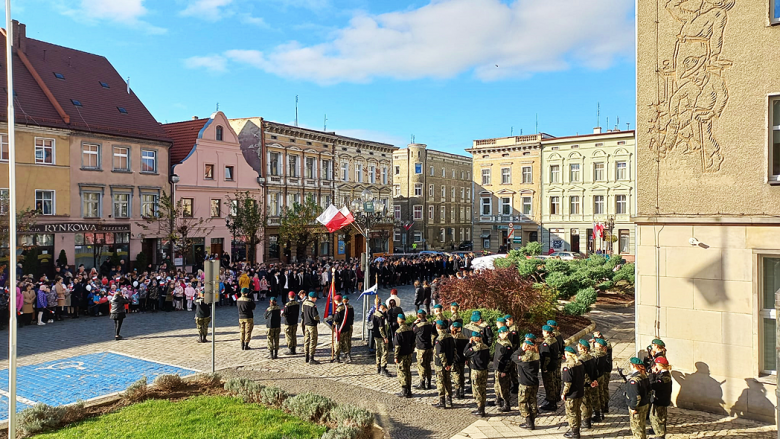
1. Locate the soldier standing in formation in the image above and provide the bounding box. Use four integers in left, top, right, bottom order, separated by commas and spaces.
549, 320, 564, 405
237, 288, 255, 350
591, 337, 610, 423
513, 338, 540, 430
492, 326, 513, 412
505, 314, 520, 393
372, 303, 392, 377
625, 357, 651, 439
301, 291, 320, 364
264, 296, 281, 359
464, 332, 490, 417
650, 357, 672, 439
413, 309, 434, 390
194, 292, 211, 343
592, 331, 613, 414
562, 346, 585, 438
539, 325, 561, 411
450, 321, 468, 398
394, 313, 415, 398
432, 304, 447, 331
333, 295, 354, 363
576, 339, 598, 430
432, 319, 454, 408
282, 291, 299, 355
448, 302, 462, 327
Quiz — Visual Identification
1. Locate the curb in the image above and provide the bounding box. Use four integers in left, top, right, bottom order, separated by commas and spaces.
564, 321, 597, 347
592, 300, 634, 310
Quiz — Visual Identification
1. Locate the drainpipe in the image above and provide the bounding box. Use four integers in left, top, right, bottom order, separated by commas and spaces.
775, 290, 780, 438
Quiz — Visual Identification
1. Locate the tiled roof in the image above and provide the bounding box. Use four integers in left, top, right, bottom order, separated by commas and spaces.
162, 118, 209, 165
0, 21, 170, 143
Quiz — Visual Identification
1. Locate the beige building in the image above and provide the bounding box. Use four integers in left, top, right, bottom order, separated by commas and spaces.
467, 134, 545, 253
541, 130, 635, 258
637, 0, 778, 421
392, 144, 472, 252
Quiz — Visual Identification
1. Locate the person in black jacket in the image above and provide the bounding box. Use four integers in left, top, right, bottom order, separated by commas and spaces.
237, 288, 256, 350
282, 291, 300, 355
372, 303, 392, 377
576, 339, 599, 430
464, 332, 490, 417
387, 298, 404, 348
591, 337, 610, 422
194, 292, 211, 343
561, 346, 585, 439
413, 281, 424, 313
394, 313, 416, 398
450, 321, 469, 399
432, 319, 455, 408
413, 309, 434, 390
265, 297, 281, 359
540, 325, 561, 411
623, 357, 651, 439
650, 357, 673, 439
301, 291, 320, 364
333, 295, 355, 363
492, 326, 513, 412
513, 339, 540, 430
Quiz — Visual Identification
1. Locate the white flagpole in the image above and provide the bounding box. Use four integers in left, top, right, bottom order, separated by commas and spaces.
5, 3, 18, 438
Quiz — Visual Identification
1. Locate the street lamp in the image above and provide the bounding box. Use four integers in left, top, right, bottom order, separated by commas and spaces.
605, 215, 615, 255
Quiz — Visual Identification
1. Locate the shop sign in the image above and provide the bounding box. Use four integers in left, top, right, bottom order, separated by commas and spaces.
338, 240, 345, 255
25, 223, 131, 234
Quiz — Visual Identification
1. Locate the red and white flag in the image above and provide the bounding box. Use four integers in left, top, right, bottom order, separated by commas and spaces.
317, 204, 349, 232
338, 206, 355, 228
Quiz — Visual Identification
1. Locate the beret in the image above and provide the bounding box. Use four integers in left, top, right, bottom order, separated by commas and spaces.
451, 302, 459, 307
471, 314, 480, 322
435, 320, 445, 326
452, 322, 462, 328
498, 326, 508, 333
334, 295, 342, 301
525, 333, 535, 339
547, 320, 557, 326
472, 332, 482, 338
579, 339, 590, 348
524, 340, 535, 346
496, 317, 506, 323
269, 297, 277, 302
433, 304, 443, 309
308, 291, 317, 298
396, 314, 406, 321
652, 338, 665, 347
630, 357, 643, 365
417, 309, 427, 314
504, 314, 512, 320
595, 338, 608, 346
564, 346, 577, 355
655, 357, 669, 365
288, 291, 296, 297
542, 325, 552, 332
472, 310, 482, 317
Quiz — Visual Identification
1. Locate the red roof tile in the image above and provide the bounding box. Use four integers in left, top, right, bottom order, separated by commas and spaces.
162, 118, 209, 165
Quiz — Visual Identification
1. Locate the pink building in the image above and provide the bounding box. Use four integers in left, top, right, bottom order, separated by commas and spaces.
163, 111, 264, 264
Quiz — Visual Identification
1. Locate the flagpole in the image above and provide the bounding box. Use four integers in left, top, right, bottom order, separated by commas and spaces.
330, 267, 336, 360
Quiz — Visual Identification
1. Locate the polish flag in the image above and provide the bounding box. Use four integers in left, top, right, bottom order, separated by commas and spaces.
338, 206, 355, 228
317, 204, 348, 232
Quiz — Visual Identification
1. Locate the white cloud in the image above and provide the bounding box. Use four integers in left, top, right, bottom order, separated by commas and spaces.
192, 0, 633, 84
181, 0, 234, 19
184, 54, 228, 73
240, 14, 268, 28
60, 0, 166, 34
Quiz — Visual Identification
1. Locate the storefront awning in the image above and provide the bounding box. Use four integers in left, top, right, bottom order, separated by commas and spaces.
480, 232, 491, 238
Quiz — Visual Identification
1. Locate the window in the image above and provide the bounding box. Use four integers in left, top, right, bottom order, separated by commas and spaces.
394, 205, 401, 219
482, 169, 491, 185
210, 199, 221, 217
440, 206, 446, 223
452, 169, 456, 179
451, 187, 455, 200
441, 185, 446, 200
394, 185, 401, 197
394, 165, 400, 175
341, 162, 349, 181
204, 164, 214, 179
415, 163, 422, 174
0, 133, 6, 160
82, 192, 101, 218
522, 166, 532, 183
429, 205, 435, 223
113, 193, 129, 218
141, 193, 158, 218
460, 171, 464, 179
428, 184, 434, 197
461, 187, 465, 200
481, 196, 492, 215
550, 165, 560, 183
289, 155, 299, 177
322, 160, 333, 179
616, 194, 628, 214
440, 228, 446, 242
550, 196, 560, 215
414, 231, 423, 242
570, 163, 580, 182
616, 161, 628, 180
466, 206, 471, 220
356, 163, 363, 183
35, 190, 54, 215
54, 72, 65, 80
369, 165, 376, 183
141, 150, 157, 173
466, 171, 470, 180
442, 168, 446, 177
381, 166, 388, 184
113, 147, 129, 171
82, 143, 100, 169
413, 205, 423, 220
71, 99, 82, 107
522, 196, 532, 215
772, 98, 780, 179
619, 230, 630, 254
306, 157, 316, 179
460, 207, 465, 222
466, 228, 471, 241
501, 167, 511, 184
224, 166, 234, 181
429, 166, 434, 176
394, 230, 401, 242
268, 193, 279, 216
761, 257, 780, 373
594, 162, 605, 181
466, 188, 470, 199
773, 0, 780, 23
118, 107, 128, 114
269, 153, 280, 176
231, 199, 239, 216
35, 138, 54, 164
500, 197, 511, 215
181, 198, 193, 217
460, 228, 464, 242
414, 183, 423, 197
216, 125, 223, 141
594, 195, 605, 214
570, 196, 580, 214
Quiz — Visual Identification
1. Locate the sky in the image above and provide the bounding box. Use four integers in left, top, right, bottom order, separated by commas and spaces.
14, 0, 636, 154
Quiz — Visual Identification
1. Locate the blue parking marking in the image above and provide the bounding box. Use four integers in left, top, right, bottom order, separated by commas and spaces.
0, 395, 30, 420
0, 352, 196, 410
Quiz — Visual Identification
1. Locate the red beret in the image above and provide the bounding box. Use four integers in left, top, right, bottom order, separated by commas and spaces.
334, 295, 342, 301
655, 357, 669, 365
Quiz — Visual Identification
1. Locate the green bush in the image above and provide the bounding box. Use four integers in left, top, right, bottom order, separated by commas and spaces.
613, 263, 635, 284
153, 374, 186, 392
224, 378, 264, 403
520, 242, 542, 256
135, 251, 148, 271
564, 287, 598, 316
282, 392, 336, 423
329, 404, 374, 432
322, 426, 362, 439
596, 280, 615, 291
122, 376, 148, 402
260, 386, 289, 408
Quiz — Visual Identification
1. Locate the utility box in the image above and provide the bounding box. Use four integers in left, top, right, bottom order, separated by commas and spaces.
203, 260, 220, 304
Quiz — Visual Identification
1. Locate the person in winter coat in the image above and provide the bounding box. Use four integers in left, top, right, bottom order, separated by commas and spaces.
21, 284, 35, 327
36, 285, 48, 325
110, 290, 129, 340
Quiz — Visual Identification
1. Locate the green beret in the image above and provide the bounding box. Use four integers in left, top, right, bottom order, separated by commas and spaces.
308, 291, 317, 298
396, 314, 406, 321
241, 288, 250, 295
564, 346, 577, 355
542, 325, 552, 332
452, 322, 462, 328
578, 339, 590, 348
504, 314, 512, 320
496, 317, 506, 323
450, 302, 459, 307
652, 338, 665, 347
269, 296, 277, 302
433, 304, 443, 309
630, 357, 643, 365
498, 326, 508, 333
547, 320, 557, 327
595, 338, 607, 346
417, 309, 427, 315
524, 340, 534, 346
470, 312, 480, 322
525, 333, 535, 339
435, 320, 445, 326
472, 332, 482, 338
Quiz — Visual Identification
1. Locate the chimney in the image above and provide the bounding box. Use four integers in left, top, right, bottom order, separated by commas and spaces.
192, 116, 199, 120
593, 127, 602, 134
12, 20, 26, 53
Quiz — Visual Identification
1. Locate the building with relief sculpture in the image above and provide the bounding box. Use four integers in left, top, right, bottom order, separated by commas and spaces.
636, 0, 778, 421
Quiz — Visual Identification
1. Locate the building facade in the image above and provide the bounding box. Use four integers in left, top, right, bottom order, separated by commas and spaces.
637, 0, 777, 421
540, 130, 635, 258
468, 134, 545, 253
392, 144, 472, 252
334, 136, 396, 260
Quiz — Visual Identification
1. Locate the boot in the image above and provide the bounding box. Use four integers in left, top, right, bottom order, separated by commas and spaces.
396, 387, 407, 397
499, 400, 510, 412
591, 411, 601, 423
377, 366, 382, 374
275, 350, 279, 359
446, 395, 453, 407
331, 353, 341, 363
305, 354, 310, 363
381, 367, 393, 378
432, 397, 446, 408
563, 429, 580, 438
414, 380, 426, 390
285, 349, 294, 355
405, 386, 413, 398
540, 401, 557, 411
245, 343, 251, 350
346, 354, 352, 364
426, 377, 432, 389
488, 398, 501, 407
196, 335, 203, 343
582, 419, 591, 430
519, 416, 535, 430
203, 335, 209, 343
291, 347, 296, 355
475, 406, 486, 417
309, 357, 320, 365
241, 342, 246, 350
603, 406, 609, 414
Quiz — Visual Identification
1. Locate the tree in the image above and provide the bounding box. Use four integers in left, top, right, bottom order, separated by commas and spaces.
136, 192, 214, 266
0, 191, 38, 251
225, 191, 266, 264
279, 198, 324, 261
22, 246, 40, 278
56, 249, 68, 267
135, 251, 148, 272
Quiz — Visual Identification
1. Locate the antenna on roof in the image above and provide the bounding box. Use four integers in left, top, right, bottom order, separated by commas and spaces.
216, 102, 219, 112
126, 77, 130, 94
607, 116, 609, 131
411, 134, 415, 144
535, 114, 538, 134
295, 95, 299, 127
626, 122, 631, 130
616, 116, 620, 131
324, 114, 327, 131
510, 126, 513, 136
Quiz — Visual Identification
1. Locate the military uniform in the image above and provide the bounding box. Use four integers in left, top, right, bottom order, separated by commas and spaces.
650, 369, 672, 438
372, 308, 390, 372
449, 310, 462, 328
507, 323, 521, 392
592, 345, 610, 421
194, 298, 211, 343
598, 337, 614, 413
282, 297, 300, 354
553, 328, 564, 401
413, 318, 434, 389
625, 368, 651, 439
493, 337, 513, 411
512, 346, 540, 429
451, 328, 469, 398
237, 294, 256, 350
433, 330, 455, 407
334, 302, 355, 362
578, 349, 598, 428
394, 320, 416, 397
264, 302, 281, 358
540, 334, 561, 409
301, 297, 320, 363
562, 355, 585, 438
464, 338, 490, 417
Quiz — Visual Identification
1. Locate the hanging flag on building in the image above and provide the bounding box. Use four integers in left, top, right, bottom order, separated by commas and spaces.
317, 204, 353, 232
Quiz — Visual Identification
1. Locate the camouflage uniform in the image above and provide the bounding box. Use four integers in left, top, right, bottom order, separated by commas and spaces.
600, 338, 614, 412
451, 330, 468, 395
472, 369, 488, 408
464, 339, 490, 409
541, 335, 560, 404
626, 370, 651, 439
334, 303, 354, 358
267, 327, 281, 350
284, 324, 298, 349
195, 317, 211, 339
304, 326, 318, 357
562, 358, 584, 432
434, 332, 454, 399
493, 338, 513, 407
416, 348, 433, 382
301, 298, 320, 360
553, 329, 564, 399
394, 322, 414, 389
591, 348, 608, 412
239, 319, 254, 344
507, 324, 520, 390
650, 405, 667, 438
578, 351, 596, 422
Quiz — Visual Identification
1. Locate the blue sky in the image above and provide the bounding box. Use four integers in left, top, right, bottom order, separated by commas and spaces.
15, 0, 635, 154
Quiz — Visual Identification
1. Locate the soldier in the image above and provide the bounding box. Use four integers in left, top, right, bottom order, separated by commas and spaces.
372, 303, 392, 377
592, 331, 613, 414
413, 309, 434, 390
591, 338, 610, 423
512, 339, 540, 430
539, 325, 561, 411
264, 297, 281, 359
644, 338, 667, 371
432, 304, 447, 332
449, 302, 462, 327
301, 291, 320, 364
450, 321, 469, 399
650, 357, 672, 439
237, 288, 255, 350
464, 311, 494, 346
194, 292, 211, 343
333, 295, 355, 363
394, 313, 416, 398
432, 319, 454, 408
576, 339, 598, 430
505, 314, 520, 394
548, 320, 564, 404
562, 346, 585, 439
623, 357, 651, 439
282, 291, 300, 355
464, 332, 490, 417
492, 326, 513, 412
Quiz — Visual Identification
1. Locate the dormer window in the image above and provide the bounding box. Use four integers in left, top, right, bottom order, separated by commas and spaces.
99, 81, 110, 89
71, 99, 82, 107
216, 125, 223, 141
54, 72, 64, 80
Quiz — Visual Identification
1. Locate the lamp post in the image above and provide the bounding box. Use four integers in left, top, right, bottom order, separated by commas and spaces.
605, 215, 615, 255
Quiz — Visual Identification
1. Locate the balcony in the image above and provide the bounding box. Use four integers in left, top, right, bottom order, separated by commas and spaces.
321, 180, 332, 188
268, 176, 282, 185
287, 177, 301, 186
476, 214, 532, 223
267, 217, 281, 226
305, 178, 317, 187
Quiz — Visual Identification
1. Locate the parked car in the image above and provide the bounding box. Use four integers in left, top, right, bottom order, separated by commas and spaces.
548, 251, 584, 261
458, 241, 473, 251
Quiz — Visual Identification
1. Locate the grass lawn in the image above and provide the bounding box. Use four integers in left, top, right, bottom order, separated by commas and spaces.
35, 395, 327, 439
